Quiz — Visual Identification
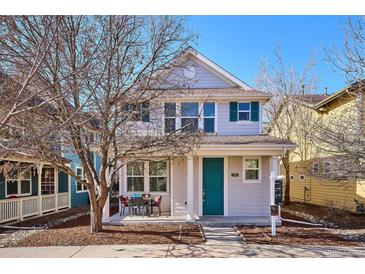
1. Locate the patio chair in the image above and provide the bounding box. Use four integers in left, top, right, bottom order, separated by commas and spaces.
129, 197, 148, 217
119, 195, 129, 216
150, 196, 162, 217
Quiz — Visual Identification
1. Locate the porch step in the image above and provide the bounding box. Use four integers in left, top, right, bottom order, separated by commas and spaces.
197, 216, 272, 227
202, 227, 243, 245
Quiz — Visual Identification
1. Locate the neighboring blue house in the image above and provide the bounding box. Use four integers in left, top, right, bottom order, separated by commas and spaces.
0, 149, 96, 223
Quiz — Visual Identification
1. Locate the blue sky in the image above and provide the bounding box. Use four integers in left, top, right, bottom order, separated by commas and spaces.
187, 16, 357, 94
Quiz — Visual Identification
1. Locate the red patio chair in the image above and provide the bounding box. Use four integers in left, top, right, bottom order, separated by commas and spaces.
120, 195, 129, 216
150, 196, 162, 217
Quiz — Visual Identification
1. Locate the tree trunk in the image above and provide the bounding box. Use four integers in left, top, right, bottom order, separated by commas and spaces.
282, 151, 291, 205
90, 205, 103, 233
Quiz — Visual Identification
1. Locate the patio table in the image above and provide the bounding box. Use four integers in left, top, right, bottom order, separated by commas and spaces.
127, 197, 151, 217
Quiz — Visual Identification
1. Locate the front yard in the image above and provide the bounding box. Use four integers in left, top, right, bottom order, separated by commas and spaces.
0, 205, 203, 247
237, 203, 365, 247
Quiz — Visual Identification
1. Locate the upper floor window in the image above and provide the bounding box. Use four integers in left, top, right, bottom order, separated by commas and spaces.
6, 166, 31, 197
124, 102, 150, 122
164, 103, 176, 133
238, 102, 250, 121
312, 163, 319, 174
76, 167, 87, 192
127, 162, 145, 192
204, 102, 215, 133
324, 162, 331, 174
181, 102, 199, 133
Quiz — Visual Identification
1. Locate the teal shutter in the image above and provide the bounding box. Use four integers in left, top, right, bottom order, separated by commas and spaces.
250, 101, 259, 121
141, 102, 150, 122
229, 102, 238, 122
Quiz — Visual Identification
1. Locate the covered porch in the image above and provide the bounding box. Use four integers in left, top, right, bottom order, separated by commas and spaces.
102, 135, 295, 225
0, 160, 70, 224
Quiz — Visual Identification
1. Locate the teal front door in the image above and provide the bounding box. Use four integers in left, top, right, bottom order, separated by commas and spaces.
203, 158, 224, 215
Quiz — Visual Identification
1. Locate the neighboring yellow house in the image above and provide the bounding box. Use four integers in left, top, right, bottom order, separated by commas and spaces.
268, 83, 365, 212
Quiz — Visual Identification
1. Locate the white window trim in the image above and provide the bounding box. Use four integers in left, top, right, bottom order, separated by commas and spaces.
125, 160, 170, 195
242, 156, 262, 183
149, 161, 169, 193
41, 167, 57, 195
75, 166, 88, 193
5, 167, 32, 198
180, 102, 199, 132
238, 102, 251, 121
203, 101, 216, 134
126, 161, 145, 193
163, 102, 177, 134
290, 175, 294, 182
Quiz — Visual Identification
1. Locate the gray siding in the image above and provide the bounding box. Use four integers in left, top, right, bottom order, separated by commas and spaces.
171, 158, 187, 216
217, 102, 260, 135
227, 156, 270, 217
165, 59, 234, 89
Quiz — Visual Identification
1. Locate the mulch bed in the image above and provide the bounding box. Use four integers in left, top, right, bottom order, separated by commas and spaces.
0, 206, 90, 236
6, 214, 203, 247
282, 202, 365, 229
237, 210, 365, 247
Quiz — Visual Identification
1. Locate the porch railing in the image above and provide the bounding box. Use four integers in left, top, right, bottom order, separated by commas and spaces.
0, 192, 70, 224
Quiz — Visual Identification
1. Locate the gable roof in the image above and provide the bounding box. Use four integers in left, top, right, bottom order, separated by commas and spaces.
185, 47, 252, 90
314, 81, 364, 111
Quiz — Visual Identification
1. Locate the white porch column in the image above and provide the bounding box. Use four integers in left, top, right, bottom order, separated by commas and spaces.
118, 159, 123, 214
55, 168, 59, 211
37, 164, 43, 216
270, 156, 279, 236
186, 155, 195, 221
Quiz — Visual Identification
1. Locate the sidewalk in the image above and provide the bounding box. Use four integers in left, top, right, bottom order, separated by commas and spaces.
1, 226, 365, 258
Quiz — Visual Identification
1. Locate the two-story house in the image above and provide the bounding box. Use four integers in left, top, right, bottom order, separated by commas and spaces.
268, 83, 365, 213
103, 48, 296, 224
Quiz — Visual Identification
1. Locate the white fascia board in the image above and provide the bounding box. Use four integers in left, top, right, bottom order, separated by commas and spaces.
187, 49, 252, 90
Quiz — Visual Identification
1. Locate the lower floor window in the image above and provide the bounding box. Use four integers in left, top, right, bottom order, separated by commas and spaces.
41, 167, 55, 195
126, 161, 168, 192
149, 161, 167, 192
127, 162, 145, 192
244, 158, 260, 181
6, 167, 31, 197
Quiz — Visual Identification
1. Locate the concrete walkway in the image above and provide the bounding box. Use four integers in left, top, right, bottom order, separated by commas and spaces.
1, 226, 365, 258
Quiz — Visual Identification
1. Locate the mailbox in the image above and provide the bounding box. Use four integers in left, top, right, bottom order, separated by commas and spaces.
274, 179, 283, 205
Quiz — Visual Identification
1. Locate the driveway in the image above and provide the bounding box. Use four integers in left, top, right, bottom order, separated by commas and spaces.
1, 226, 365, 258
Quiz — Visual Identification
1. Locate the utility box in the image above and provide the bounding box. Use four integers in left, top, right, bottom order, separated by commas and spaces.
274, 179, 283, 205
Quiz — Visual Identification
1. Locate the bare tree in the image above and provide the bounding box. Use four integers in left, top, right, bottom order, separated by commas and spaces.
311, 17, 365, 180
258, 48, 317, 204
0, 16, 64, 154
0, 16, 199, 233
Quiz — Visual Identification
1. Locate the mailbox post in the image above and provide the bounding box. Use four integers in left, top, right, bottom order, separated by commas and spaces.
270, 156, 282, 236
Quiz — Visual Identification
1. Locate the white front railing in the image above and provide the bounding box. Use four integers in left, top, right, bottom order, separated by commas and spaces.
22, 196, 39, 218
0, 192, 70, 224
41, 194, 56, 213
0, 199, 20, 223
57, 193, 69, 209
